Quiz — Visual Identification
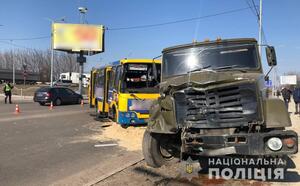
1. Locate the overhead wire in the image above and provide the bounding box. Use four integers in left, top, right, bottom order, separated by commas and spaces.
251, 0, 268, 44
106, 6, 253, 31
0, 40, 33, 50
251, 0, 260, 17
0, 35, 50, 41
244, 0, 257, 16
245, 0, 268, 44
0, 6, 256, 49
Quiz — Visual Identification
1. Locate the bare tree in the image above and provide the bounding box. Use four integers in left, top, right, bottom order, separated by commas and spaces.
0, 49, 79, 82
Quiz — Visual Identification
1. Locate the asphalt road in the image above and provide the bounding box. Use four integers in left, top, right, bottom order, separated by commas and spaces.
1, 97, 300, 186
0, 99, 142, 186
98, 100, 300, 186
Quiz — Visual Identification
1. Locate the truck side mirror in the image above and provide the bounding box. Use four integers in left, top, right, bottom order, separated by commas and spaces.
265, 46, 277, 66
264, 75, 269, 81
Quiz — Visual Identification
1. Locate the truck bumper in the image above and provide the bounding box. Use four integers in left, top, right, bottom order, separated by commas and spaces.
182, 130, 298, 156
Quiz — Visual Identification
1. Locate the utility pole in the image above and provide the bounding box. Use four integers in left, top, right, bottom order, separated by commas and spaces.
78, 7, 88, 95
11, 40, 15, 85
273, 66, 277, 96
258, 0, 263, 57
45, 17, 65, 87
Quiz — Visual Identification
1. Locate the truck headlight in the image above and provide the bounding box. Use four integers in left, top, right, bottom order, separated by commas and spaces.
267, 137, 282, 151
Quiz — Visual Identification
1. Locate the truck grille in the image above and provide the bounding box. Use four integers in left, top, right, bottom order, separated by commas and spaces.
174, 83, 259, 128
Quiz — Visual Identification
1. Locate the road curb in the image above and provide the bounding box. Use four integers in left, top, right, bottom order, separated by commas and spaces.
52, 152, 144, 186
89, 158, 145, 186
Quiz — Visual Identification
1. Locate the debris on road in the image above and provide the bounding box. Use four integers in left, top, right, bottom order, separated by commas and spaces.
94, 122, 146, 151
83, 121, 146, 151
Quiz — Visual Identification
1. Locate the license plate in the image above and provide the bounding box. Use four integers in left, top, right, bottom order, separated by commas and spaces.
37, 92, 44, 97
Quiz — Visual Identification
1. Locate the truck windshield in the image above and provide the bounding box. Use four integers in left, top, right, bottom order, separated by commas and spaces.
162, 43, 259, 77
121, 63, 161, 93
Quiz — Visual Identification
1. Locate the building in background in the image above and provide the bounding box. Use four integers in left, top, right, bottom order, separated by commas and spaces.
280, 75, 297, 86
59, 72, 90, 87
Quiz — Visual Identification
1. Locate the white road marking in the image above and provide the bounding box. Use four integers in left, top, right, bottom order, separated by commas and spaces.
0, 110, 88, 122
94, 143, 118, 148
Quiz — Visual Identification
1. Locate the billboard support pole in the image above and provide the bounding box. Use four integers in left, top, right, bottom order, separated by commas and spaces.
77, 52, 86, 95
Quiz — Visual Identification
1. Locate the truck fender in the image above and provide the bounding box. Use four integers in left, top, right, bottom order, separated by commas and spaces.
264, 98, 291, 128
147, 96, 178, 134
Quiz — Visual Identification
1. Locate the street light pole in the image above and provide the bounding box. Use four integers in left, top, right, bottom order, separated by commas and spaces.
45, 17, 65, 87
11, 40, 15, 85
258, 0, 263, 57
78, 7, 88, 95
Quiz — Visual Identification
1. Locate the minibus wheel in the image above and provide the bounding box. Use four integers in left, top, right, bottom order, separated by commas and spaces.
109, 107, 117, 122
95, 102, 100, 118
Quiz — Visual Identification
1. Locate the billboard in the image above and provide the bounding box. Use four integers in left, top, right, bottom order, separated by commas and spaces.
280, 75, 297, 85
52, 23, 104, 55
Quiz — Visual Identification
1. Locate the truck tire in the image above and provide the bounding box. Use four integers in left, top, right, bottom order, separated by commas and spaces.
142, 130, 175, 168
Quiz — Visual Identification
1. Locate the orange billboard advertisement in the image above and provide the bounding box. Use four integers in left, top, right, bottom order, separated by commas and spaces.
52, 23, 104, 54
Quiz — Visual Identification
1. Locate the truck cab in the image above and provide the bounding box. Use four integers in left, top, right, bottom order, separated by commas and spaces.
142, 38, 298, 167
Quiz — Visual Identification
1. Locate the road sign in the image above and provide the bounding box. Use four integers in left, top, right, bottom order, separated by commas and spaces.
265, 80, 272, 87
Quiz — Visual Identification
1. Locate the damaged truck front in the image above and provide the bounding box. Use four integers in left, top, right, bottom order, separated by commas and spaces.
142, 38, 298, 167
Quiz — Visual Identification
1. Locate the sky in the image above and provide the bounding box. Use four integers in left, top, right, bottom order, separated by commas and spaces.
0, 0, 299, 75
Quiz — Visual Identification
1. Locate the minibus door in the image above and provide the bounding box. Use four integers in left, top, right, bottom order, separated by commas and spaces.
104, 68, 112, 113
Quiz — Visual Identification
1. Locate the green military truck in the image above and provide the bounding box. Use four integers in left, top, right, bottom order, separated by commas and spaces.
143, 38, 298, 167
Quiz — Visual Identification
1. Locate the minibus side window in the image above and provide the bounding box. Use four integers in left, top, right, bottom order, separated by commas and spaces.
114, 66, 122, 91
95, 70, 105, 98
109, 67, 116, 90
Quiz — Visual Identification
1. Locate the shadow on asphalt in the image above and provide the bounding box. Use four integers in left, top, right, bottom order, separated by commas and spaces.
133, 166, 199, 186
7, 101, 34, 105
39, 103, 82, 107
90, 113, 148, 128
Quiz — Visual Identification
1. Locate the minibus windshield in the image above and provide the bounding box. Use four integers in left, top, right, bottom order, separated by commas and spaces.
121, 63, 160, 93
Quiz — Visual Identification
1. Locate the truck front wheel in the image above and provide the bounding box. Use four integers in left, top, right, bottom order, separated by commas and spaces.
142, 130, 176, 168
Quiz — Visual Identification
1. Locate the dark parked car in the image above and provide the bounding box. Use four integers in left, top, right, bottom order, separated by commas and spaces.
34, 87, 83, 106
